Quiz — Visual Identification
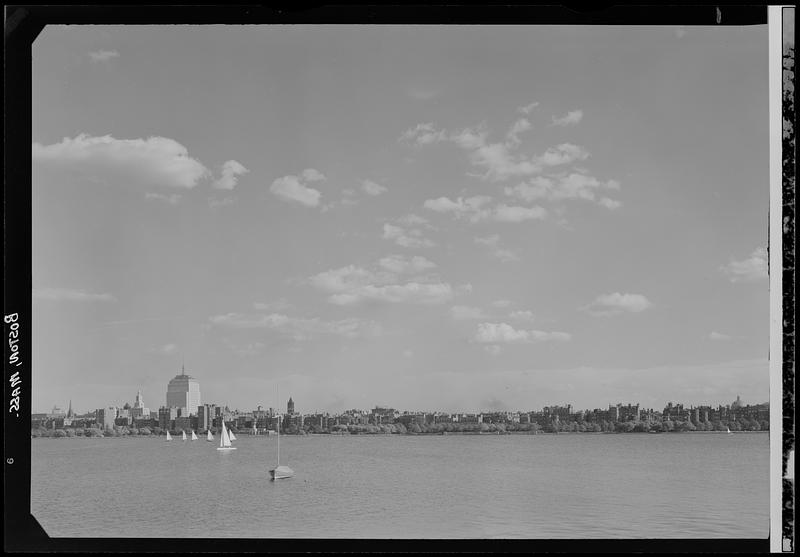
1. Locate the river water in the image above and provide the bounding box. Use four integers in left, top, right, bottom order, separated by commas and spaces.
31, 432, 768, 538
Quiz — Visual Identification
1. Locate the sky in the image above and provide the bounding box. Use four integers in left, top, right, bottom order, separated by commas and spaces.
31, 24, 770, 415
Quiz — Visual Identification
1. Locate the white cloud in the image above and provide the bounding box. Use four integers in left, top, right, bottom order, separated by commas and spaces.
506, 118, 532, 146
474, 322, 571, 344
145, 192, 182, 205
474, 234, 521, 262
361, 179, 388, 196
424, 195, 493, 222
88, 50, 119, 62
209, 312, 380, 340
484, 344, 503, 356
536, 143, 590, 167
208, 196, 235, 208
584, 292, 653, 316
213, 160, 249, 190
383, 223, 435, 249
253, 298, 292, 312
509, 310, 535, 322
492, 204, 547, 223
551, 110, 584, 126
505, 173, 621, 208
399, 122, 448, 146
721, 247, 768, 283
270, 169, 326, 207
33, 287, 116, 303
709, 331, 732, 341
32, 134, 210, 189
309, 260, 454, 306
379, 254, 436, 274
397, 213, 430, 227
517, 101, 540, 115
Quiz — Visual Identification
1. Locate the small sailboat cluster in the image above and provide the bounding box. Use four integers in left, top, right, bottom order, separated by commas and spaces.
217, 423, 237, 451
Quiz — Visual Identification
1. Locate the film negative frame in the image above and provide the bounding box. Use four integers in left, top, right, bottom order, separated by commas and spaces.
3, 4, 794, 553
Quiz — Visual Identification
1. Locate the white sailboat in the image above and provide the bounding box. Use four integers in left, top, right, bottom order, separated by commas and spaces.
727, 426, 733, 434
182, 430, 187, 441
252, 423, 258, 436
166, 431, 172, 441
191, 430, 198, 441
217, 422, 236, 451
229, 429, 237, 442
207, 430, 214, 442
270, 420, 294, 479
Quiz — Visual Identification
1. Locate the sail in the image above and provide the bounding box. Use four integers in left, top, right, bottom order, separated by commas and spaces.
166, 431, 172, 441
220, 423, 231, 447
229, 429, 237, 441
207, 430, 213, 441
182, 431, 187, 441
191, 430, 198, 441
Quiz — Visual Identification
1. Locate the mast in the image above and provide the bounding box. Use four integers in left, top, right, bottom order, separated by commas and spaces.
276, 384, 280, 467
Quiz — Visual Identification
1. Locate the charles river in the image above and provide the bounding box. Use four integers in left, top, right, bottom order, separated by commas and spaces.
32, 432, 767, 539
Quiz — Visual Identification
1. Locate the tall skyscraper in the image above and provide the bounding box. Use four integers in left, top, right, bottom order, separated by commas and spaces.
287, 397, 295, 415
166, 363, 201, 416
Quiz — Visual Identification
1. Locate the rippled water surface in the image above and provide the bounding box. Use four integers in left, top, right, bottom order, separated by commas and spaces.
31, 432, 768, 538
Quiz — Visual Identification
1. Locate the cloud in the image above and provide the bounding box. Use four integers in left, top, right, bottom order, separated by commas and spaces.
506, 118, 532, 146
517, 101, 540, 115
424, 196, 545, 224
213, 160, 249, 190
721, 247, 768, 283
475, 234, 521, 262
483, 344, 504, 356
270, 168, 326, 207
88, 50, 119, 62
399, 122, 448, 146
584, 292, 653, 316
33, 287, 116, 303
474, 322, 571, 344
208, 196, 235, 208
378, 254, 436, 274
309, 259, 455, 306
408, 87, 439, 101
509, 310, 535, 322
209, 312, 380, 340
145, 192, 182, 205
505, 173, 621, 208
32, 134, 210, 189
361, 179, 388, 196
709, 331, 732, 341
383, 222, 435, 249
551, 110, 584, 126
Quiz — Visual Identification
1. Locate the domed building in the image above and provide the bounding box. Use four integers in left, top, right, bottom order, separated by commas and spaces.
166, 364, 201, 416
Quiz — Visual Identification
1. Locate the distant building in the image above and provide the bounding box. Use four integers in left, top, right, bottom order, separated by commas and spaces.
287, 397, 295, 415
166, 364, 201, 416
96, 407, 117, 430
197, 404, 217, 432
131, 390, 150, 419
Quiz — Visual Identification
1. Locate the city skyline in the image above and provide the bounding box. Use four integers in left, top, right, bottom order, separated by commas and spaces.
31, 25, 769, 415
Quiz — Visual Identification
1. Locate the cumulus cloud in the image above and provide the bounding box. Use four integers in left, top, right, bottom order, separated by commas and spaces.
88, 50, 119, 62
551, 110, 584, 126
209, 312, 380, 340
208, 196, 235, 209
584, 292, 653, 316
378, 254, 436, 274
509, 310, 535, 322
424, 196, 545, 224
721, 247, 768, 283
32, 134, 210, 189
505, 173, 621, 208
383, 222, 435, 249
361, 179, 388, 196
309, 258, 455, 306
475, 234, 521, 262
33, 287, 116, 303
398, 122, 448, 146
270, 168, 326, 207
517, 101, 540, 115
506, 118, 532, 146
213, 160, 249, 190
474, 322, 571, 344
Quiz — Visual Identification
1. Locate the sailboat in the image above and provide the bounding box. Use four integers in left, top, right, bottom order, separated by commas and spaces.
166, 431, 173, 441
252, 423, 258, 436
217, 422, 236, 451
727, 426, 733, 434
182, 430, 187, 441
207, 430, 214, 442
191, 430, 198, 441
270, 419, 294, 480
229, 429, 237, 442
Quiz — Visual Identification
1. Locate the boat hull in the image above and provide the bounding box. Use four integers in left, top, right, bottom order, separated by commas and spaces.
216, 447, 237, 451
270, 466, 294, 480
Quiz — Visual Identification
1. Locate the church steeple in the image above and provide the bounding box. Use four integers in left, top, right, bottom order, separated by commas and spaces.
67, 400, 73, 418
